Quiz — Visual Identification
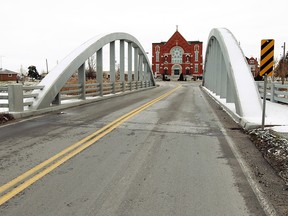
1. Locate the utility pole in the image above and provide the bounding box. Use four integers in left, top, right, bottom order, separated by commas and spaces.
281, 42, 286, 82
283, 42, 286, 60
0, 55, 5, 69
46, 59, 49, 74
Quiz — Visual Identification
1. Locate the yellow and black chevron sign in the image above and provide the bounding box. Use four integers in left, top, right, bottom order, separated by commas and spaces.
260, 39, 274, 76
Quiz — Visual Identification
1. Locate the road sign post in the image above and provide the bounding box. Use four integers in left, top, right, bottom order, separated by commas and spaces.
261, 75, 267, 130
260, 39, 274, 130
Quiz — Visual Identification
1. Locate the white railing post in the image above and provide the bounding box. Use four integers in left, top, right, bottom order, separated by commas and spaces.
8, 84, 23, 112
270, 83, 275, 102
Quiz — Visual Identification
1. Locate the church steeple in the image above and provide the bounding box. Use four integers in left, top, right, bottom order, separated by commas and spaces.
176, 25, 178, 32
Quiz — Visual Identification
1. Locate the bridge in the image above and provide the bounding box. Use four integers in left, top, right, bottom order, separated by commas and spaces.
1, 28, 286, 215
0, 33, 156, 114
202, 28, 262, 128
1, 28, 266, 129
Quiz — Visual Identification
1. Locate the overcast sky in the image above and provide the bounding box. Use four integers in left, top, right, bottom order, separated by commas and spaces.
0, 0, 287, 73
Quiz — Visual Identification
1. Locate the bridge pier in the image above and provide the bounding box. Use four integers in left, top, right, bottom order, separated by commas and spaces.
139, 54, 144, 83
215, 45, 221, 95
120, 40, 125, 82
128, 42, 132, 82
220, 55, 227, 98
134, 47, 139, 82
110, 41, 116, 94
78, 63, 86, 100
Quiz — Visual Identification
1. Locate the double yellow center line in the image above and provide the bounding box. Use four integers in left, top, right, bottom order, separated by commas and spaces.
0, 84, 181, 206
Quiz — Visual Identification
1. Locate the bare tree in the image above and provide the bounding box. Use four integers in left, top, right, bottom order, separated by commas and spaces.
115, 63, 120, 81
86, 54, 96, 79
274, 54, 288, 84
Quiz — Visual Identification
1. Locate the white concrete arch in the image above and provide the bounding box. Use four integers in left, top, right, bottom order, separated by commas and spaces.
203, 28, 262, 123
31, 32, 155, 109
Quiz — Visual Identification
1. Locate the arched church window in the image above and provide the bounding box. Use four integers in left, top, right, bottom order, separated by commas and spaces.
171, 46, 183, 64
155, 46, 160, 62
194, 51, 199, 62
194, 45, 199, 62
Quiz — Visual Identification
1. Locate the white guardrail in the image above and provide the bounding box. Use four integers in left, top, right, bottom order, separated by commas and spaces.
0, 85, 45, 112
256, 81, 288, 104
0, 80, 152, 112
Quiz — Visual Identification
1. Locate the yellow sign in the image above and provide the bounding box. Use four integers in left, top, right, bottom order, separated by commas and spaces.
260, 39, 274, 76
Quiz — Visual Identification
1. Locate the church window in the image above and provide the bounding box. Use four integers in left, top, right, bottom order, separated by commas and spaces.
171, 46, 183, 64
194, 45, 199, 62
155, 46, 160, 62
194, 64, 199, 73
156, 64, 159, 72
194, 51, 199, 62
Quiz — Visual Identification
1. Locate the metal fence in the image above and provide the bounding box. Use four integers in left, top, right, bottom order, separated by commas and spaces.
0, 80, 153, 112
256, 81, 288, 104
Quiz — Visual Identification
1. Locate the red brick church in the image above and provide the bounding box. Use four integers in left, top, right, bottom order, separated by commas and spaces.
152, 27, 203, 80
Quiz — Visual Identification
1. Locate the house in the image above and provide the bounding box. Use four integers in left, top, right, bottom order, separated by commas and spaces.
152, 28, 203, 80
0, 68, 18, 81
246, 57, 260, 78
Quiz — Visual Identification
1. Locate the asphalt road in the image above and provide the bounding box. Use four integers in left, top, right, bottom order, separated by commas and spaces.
0, 82, 267, 215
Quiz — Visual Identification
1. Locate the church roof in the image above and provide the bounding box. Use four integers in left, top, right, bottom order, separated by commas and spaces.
152, 30, 202, 45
